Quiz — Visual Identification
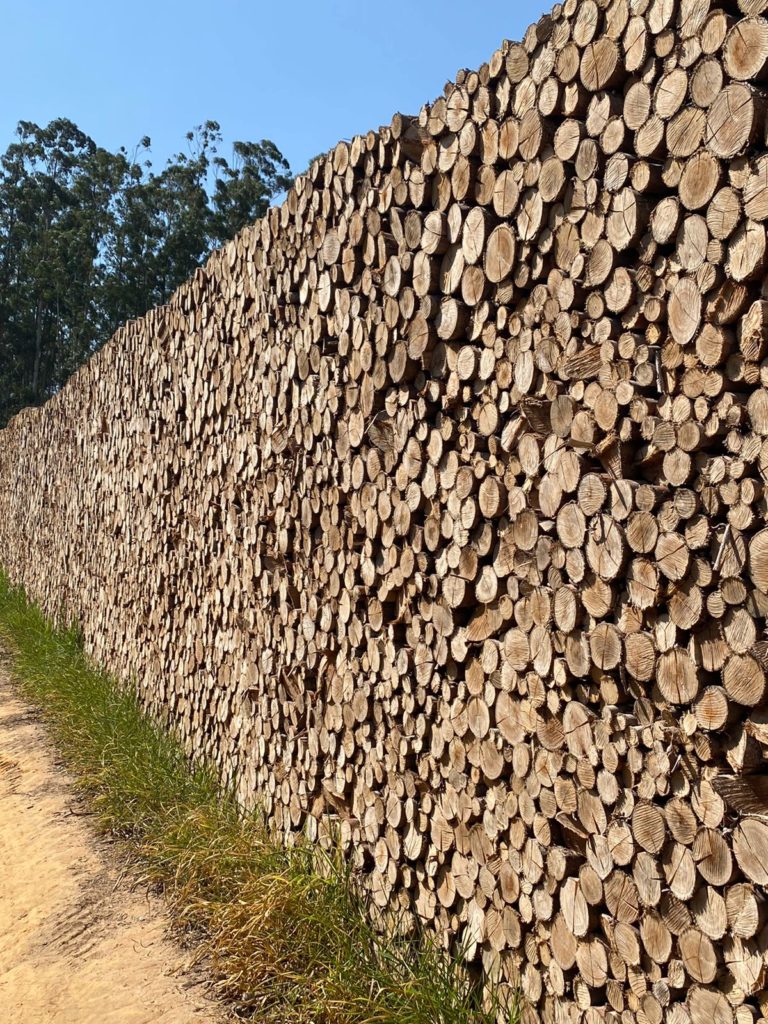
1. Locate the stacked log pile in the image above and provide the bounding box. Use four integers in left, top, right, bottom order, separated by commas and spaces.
5, 0, 768, 1019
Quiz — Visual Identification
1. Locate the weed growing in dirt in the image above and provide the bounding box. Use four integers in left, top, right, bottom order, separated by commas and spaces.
0, 575, 519, 1024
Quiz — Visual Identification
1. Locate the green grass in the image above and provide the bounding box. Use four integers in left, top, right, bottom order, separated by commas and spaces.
0, 573, 519, 1024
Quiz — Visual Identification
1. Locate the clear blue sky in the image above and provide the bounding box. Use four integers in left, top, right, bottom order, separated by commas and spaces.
2, 0, 546, 177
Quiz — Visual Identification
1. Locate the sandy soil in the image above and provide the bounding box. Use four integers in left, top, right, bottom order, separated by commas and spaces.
0, 663, 229, 1024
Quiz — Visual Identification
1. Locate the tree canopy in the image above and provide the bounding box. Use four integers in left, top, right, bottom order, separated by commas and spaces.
0, 118, 291, 426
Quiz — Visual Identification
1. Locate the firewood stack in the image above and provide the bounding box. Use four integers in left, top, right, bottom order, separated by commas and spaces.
4, 0, 768, 1019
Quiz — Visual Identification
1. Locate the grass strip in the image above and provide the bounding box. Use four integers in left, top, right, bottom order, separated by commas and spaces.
0, 574, 519, 1024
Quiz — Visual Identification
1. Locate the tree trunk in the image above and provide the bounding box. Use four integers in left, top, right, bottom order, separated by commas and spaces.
31, 296, 44, 402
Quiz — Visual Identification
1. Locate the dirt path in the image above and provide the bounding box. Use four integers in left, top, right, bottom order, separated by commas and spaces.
0, 664, 228, 1024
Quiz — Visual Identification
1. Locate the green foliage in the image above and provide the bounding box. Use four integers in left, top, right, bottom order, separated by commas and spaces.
0, 574, 519, 1024
0, 119, 292, 426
